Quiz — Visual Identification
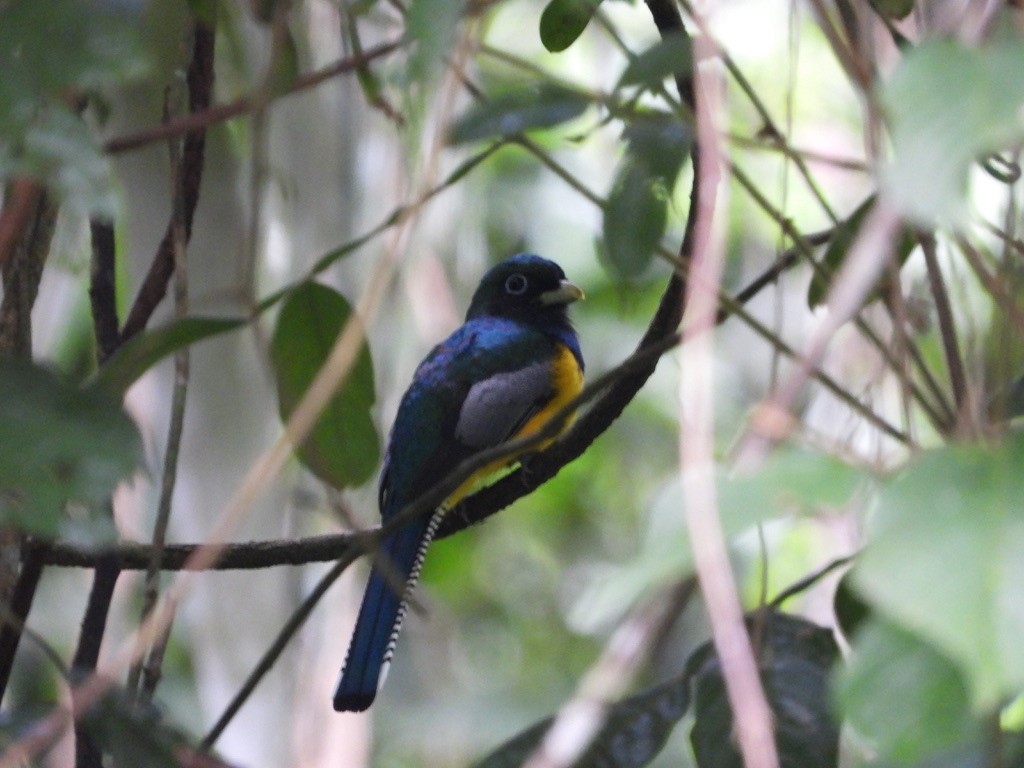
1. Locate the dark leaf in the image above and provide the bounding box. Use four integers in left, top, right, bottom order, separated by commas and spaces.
833, 572, 871, 640
88, 317, 247, 397
0, 361, 144, 538
689, 611, 840, 768
617, 34, 694, 91
807, 195, 917, 308
539, 0, 603, 53
868, 0, 914, 19
472, 677, 690, 768
603, 114, 691, 278
448, 84, 590, 145
270, 282, 379, 489
82, 689, 238, 768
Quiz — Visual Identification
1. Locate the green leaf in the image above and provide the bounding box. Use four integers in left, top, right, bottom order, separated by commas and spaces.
539, 0, 602, 53
472, 676, 690, 768
571, 449, 865, 632
0, 0, 150, 215
807, 196, 917, 309
270, 282, 379, 489
689, 611, 840, 768
448, 84, 590, 145
602, 114, 691, 278
836, 620, 979, 764
88, 317, 247, 397
868, 0, 915, 20
0, 361, 144, 538
882, 36, 1024, 224
851, 433, 1024, 706
405, 0, 461, 85
617, 34, 693, 91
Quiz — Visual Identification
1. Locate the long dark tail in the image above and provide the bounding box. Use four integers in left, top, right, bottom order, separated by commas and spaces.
333, 512, 442, 712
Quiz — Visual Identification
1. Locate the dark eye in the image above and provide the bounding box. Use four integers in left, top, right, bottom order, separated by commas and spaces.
504, 273, 528, 295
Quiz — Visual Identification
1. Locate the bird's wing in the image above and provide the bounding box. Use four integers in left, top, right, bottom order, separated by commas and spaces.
453, 359, 554, 449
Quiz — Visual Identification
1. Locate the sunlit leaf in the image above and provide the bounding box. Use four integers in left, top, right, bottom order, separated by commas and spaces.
449, 85, 590, 145
850, 433, 1024, 706
689, 611, 840, 768
882, 36, 1024, 224
89, 317, 247, 397
472, 676, 690, 768
539, 0, 603, 53
0, 361, 144, 538
617, 34, 693, 91
270, 282, 379, 489
836, 620, 979, 764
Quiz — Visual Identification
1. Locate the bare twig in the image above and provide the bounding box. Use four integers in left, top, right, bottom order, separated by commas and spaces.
679, 22, 779, 768
120, 20, 215, 342
920, 234, 972, 431
103, 40, 404, 155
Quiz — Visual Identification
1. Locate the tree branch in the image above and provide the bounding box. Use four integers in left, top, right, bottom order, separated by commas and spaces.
120, 21, 216, 342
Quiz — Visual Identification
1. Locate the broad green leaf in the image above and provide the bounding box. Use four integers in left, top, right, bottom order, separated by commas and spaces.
448, 85, 590, 145
602, 114, 691, 278
617, 34, 693, 91
882, 37, 1024, 224
836, 620, 979, 764
0, 361, 144, 538
807, 196, 917, 309
88, 317, 247, 397
472, 676, 690, 768
689, 611, 840, 768
851, 433, 1024, 706
270, 282, 379, 489
539, 0, 602, 53
571, 449, 865, 631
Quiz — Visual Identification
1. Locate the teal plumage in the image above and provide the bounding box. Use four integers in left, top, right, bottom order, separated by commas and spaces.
333, 254, 584, 712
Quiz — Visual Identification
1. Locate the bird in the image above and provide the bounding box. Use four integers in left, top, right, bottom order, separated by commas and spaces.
333, 253, 585, 712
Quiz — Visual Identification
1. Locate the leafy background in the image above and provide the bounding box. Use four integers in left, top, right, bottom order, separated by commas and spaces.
1, 0, 1024, 767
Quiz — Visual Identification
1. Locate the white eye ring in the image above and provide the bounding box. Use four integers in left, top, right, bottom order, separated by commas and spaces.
504, 273, 528, 295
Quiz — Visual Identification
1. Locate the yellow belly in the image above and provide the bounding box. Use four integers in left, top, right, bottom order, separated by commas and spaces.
446, 344, 584, 506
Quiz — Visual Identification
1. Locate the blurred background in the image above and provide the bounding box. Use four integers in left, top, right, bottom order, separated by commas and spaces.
4, 0, 1019, 765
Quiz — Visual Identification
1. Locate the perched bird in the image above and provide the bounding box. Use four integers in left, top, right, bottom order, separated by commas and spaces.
333, 254, 584, 712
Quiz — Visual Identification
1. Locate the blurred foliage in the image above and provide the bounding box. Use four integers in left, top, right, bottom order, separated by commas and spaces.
3, 0, 1024, 767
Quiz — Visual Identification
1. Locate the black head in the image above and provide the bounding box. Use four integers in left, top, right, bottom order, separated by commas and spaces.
465, 254, 584, 323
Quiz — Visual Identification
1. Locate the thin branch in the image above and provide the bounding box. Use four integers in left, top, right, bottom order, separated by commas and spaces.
89, 220, 120, 362
130, 68, 196, 703
920, 234, 972, 429
72, 553, 121, 768
103, 39, 404, 155
0, 542, 47, 704
120, 20, 215, 342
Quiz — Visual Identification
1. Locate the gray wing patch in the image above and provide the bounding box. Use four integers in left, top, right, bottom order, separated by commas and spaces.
455, 361, 554, 449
